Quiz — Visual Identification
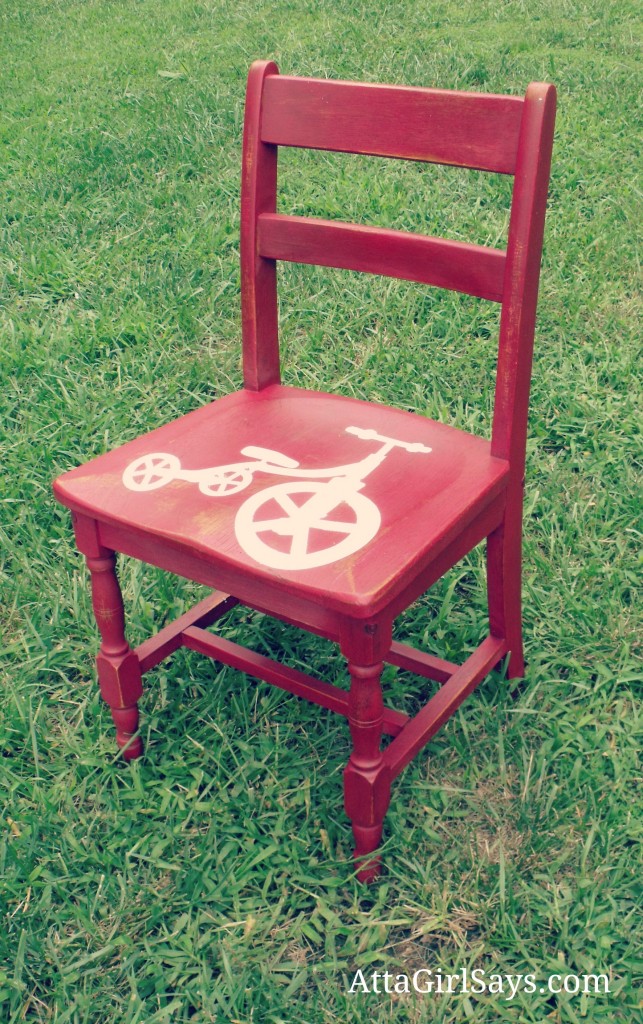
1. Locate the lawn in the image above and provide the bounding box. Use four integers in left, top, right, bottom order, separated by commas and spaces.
0, 1, 640, 1021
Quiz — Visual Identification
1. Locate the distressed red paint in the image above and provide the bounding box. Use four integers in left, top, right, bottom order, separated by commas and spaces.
53, 62, 556, 882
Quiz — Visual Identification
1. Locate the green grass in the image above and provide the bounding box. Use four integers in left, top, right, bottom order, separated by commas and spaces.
0, 1, 641, 1021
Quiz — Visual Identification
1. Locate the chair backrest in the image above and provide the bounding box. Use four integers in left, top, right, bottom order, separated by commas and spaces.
240, 60, 556, 477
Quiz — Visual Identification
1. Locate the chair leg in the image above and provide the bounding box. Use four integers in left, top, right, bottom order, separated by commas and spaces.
86, 552, 144, 760
487, 500, 524, 680
343, 657, 391, 883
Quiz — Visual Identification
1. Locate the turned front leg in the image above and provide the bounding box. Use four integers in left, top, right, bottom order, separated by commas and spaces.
343, 659, 391, 883
86, 552, 144, 759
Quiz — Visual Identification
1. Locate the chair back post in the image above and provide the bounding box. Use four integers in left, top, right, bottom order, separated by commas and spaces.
240, 60, 281, 390
492, 83, 557, 475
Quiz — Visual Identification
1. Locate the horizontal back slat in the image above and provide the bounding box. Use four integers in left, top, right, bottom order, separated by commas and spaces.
261, 75, 524, 174
257, 214, 506, 301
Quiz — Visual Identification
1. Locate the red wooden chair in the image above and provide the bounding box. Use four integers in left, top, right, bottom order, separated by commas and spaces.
53, 61, 556, 881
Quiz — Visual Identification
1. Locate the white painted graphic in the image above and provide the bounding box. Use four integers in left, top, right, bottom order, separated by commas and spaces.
122, 427, 432, 569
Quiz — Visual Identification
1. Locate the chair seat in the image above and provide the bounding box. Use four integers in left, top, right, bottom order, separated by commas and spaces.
54, 384, 509, 616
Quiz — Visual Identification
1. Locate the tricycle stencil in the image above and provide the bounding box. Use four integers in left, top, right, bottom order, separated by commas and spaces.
122, 426, 432, 569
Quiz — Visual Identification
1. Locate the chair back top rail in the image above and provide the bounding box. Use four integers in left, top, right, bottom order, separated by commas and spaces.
261, 75, 524, 174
